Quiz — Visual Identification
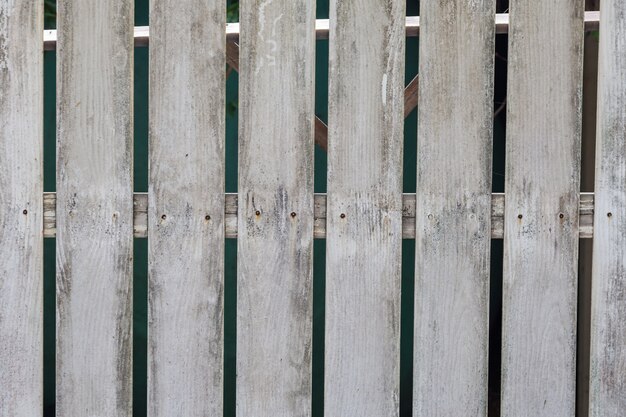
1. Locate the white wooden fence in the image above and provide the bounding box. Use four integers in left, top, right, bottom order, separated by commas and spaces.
0, 0, 624, 416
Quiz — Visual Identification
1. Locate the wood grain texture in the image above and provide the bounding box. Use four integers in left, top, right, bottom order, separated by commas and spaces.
502, 1, 584, 416
589, 2, 626, 415
237, 0, 315, 415
413, 1, 495, 416
56, 0, 134, 415
325, 0, 405, 415
42, 192, 597, 239
0, 0, 43, 415
148, 0, 224, 415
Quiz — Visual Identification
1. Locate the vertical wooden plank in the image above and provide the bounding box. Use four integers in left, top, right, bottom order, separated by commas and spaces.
148, 0, 225, 414
0, 0, 43, 414
413, 1, 495, 416
589, 2, 626, 415
56, 0, 133, 415
237, 0, 315, 415
502, 1, 584, 416
324, 1, 404, 416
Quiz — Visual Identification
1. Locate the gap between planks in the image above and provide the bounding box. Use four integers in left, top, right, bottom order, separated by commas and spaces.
42, 192, 595, 239
42, 12, 600, 51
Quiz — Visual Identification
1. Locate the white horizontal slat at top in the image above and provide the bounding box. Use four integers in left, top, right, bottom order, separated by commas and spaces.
41, 11, 602, 50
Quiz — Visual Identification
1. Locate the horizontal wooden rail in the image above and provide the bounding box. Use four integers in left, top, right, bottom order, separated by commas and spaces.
42, 192, 595, 239
42, 11, 600, 51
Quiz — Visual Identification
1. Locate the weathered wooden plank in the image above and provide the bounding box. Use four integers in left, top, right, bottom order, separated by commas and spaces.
502, 1, 584, 416
147, 0, 224, 415
589, 2, 626, 415
237, 0, 315, 414
413, 1, 495, 416
56, 0, 134, 415
42, 192, 596, 239
0, 0, 43, 414
325, 0, 405, 415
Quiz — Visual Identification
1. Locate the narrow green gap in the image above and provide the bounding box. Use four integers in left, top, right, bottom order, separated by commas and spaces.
400, 3, 420, 416
42, 46, 56, 417
224, 239, 238, 417
488, 240, 504, 417
400, 240, 416, 417
43, 239, 55, 417
133, 3, 149, 416
224, 0, 239, 407
314, 36, 329, 195
133, 240, 148, 417
489, 10, 508, 415
312, 0, 330, 414
134, 46, 149, 194
312, 240, 326, 416
404, 0, 419, 195
43, 50, 56, 193
225, 61, 239, 194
